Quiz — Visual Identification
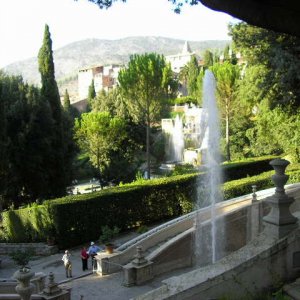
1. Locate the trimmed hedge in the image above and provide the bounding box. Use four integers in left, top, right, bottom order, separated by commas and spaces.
224, 168, 300, 200
222, 155, 279, 181
2, 160, 299, 249
2, 174, 198, 249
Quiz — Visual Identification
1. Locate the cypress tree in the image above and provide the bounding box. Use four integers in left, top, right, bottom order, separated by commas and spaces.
88, 79, 96, 101
38, 24, 70, 197
87, 79, 96, 111
21, 85, 54, 201
63, 89, 71, 110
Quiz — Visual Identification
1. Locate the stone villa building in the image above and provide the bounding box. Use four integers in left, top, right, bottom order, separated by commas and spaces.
74, 42, 200, 110
166, 41, 201, 73
78, 64, 122, 100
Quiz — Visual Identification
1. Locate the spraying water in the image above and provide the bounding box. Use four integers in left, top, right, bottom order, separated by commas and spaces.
171, 115, 184, 163
195, 70, 223, 264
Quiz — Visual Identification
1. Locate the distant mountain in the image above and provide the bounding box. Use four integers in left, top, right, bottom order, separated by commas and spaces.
2, 36, 230, 99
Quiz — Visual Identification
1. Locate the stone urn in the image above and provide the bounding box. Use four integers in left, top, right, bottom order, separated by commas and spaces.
263, 158, 297, 226
13, 267, 35, 300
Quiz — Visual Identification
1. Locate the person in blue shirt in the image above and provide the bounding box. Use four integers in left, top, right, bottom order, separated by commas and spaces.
87, 241, 102, 269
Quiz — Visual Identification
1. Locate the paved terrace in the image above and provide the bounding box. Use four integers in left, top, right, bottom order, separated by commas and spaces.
0, 231, 194, 300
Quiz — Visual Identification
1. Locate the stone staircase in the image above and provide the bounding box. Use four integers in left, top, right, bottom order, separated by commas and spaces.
284, 278, 300, 300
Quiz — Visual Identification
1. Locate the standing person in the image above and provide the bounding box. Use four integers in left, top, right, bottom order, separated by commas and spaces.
87, 241, 101, 270
62, 250, 72, 278
81, 246, 89, 271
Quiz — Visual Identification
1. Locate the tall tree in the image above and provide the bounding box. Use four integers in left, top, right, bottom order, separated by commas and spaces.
87, 79, 96, 111
187, 55, 200, 99
63, 89, 71, 110
118, 53, 176, 179
92, 88, 128, 118
210, 62, 240, 161
63, 88, 80, 119
0, 73, 56, 206
229, 22, 300, 109
38, 24, 74, 197
75, 112, 128, 184
203, 50, 214, 68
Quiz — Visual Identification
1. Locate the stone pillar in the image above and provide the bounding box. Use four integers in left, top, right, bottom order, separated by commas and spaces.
42, 272, 62, 296
263, 158, 298, 238
252, 185, 258, 203
123, 246, 153, 286
13, 267, 35, 300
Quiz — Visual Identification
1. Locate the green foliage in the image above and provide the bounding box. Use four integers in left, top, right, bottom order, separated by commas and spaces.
75, 111, 133, 183
2, 156, 299, 249
187, 56, 200, 99
203, 50, 214, 67
173, 96, 198, 106
63, 89, 71, 110
2, 204, 54, 242
2, 173, 197, 248
118, 53, 177, 179
87, 79, 96, 111
92, 88, 128, 118
151, 131, 167, 163
72, 153, 97, 181
38, 24, 76, 198
222, 156, 278, 181
136, 225, 149, 234
9, 248, 35, 268
169, 111, 185, 119
227, 22, 300, 161
118, 52, 177, 124
0, 72, 64, 206
170, 164, 195, 176
246, 106, 300, 162
224, 168, 300, 200
230, 22, 300, 108
210, 61, 241, 161
99, 225, 120, 244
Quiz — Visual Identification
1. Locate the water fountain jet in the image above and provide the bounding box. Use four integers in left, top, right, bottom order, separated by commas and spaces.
171, 115, 184, 163
194, 70, 223, 265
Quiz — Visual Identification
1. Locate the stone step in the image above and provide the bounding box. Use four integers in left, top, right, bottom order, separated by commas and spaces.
283, 278, 300, 300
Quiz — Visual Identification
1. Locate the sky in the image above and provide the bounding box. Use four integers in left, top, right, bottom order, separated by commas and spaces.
0, 0, 236, 68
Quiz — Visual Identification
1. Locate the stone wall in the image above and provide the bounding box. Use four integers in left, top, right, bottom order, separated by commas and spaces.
136, 224, 300, 299
0, 243, 58, 256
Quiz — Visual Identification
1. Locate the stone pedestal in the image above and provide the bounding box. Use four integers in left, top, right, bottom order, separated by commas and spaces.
123, 246, 153, 286
13, 267, 35, 300
263, 158, 298, 238
252, 185, 258, 203
41, 272, 71, 300
42, 272, 62, 296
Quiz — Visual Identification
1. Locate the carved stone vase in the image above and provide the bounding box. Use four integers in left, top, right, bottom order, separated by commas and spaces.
13, 267, 35, 300
263, 158, 297, 226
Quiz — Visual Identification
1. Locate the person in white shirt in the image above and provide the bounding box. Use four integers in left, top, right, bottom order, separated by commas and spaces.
62, 250, 72, 278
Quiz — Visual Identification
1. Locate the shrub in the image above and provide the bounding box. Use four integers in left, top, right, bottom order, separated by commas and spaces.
99, 225, 120, 245
136, 225, 149, 234
9, 248, 35, 268
222, 155, 279, 181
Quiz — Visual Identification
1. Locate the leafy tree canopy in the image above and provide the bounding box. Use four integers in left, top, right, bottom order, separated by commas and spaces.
75, 112, 129, 183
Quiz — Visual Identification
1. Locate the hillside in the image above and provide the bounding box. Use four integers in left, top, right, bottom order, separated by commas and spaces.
2, 36, 230, 99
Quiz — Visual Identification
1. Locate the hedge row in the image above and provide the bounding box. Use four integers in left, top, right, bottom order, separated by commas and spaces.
224, 168, 300, 200
222, 155, 279, 181
2, 160, 299, 249
1, 174, 198, 248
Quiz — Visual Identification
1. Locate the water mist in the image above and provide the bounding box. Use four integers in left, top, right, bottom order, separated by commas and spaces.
171, 115, 184, 163
194, 70, 223, 264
